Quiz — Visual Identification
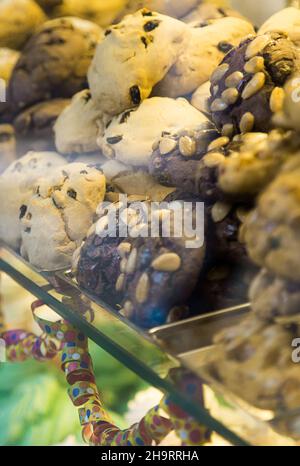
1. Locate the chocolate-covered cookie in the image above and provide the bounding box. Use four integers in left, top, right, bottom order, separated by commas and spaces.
149, 124, 221, 199
8, 17, 102, 114
210, 32, 299, 136
75, 198, 206, 328
14, 99, 70, 153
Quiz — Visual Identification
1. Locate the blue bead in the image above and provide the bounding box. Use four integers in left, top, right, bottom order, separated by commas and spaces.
45, 325, 51, 334
73, 388, 80, 397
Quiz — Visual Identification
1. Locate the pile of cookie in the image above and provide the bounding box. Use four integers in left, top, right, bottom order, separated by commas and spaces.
209, 80, 300, 416
0, 1, 300, 335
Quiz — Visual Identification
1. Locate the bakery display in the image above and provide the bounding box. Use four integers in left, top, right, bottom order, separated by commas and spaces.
19, 163, 106, 270
2, 0, 300, 442
8, 17, 103, 115
210, 31, 299, 136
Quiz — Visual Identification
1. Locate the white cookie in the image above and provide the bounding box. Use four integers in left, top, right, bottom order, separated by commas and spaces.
97, 96, 209, 166
155, 16, 255, 97
191, 81, 211, 115
0, 0, 46, 49
258, 7, 300, 46
54, 90, 108, 154
0, 151, 65, 249
51, 0, 127, 27
20, 163, 106, 270
88, 9, 187, 116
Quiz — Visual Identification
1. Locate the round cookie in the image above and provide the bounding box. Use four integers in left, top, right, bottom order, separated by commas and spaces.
20, 163, 106, 270
98, 97, 209, 166
210, 32, 299, 136
76, 199, 206, 328
14, 99, 70, 154
88, 9, 187, 116
120, 235, 205, 327
149, 124, 221, 199
218, 130, 298, 200
0, 48, 20, 83
51, 0, 127, 27
0, 151, 65, 249
244, 167, 300, 281
250, 269, 300, 322
155, 16, 255, 98
0, 0, 46, 50
258, 7, 300, 46
211, 315, 300, 411
0, 124, 16, 173
54, 90, 106, 155
8, 17, 103, 114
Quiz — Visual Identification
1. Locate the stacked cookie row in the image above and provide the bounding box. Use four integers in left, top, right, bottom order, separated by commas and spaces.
209, 80, 300, 416
1, 3, 300, 333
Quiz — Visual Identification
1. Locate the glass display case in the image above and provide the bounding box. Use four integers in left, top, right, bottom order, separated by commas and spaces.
1, 0, 300, 447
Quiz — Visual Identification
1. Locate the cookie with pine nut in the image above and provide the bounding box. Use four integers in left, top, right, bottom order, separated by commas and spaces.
155, 16, 255, 98
19, 163, 106, 271
244, 166, 300, 281
14, 99, 70, 154
218, 130, 298, 200
75, 197, 206, 327
120, 234, 206, 328
88, 9, 187, 117
8, 17, 103, 114
249, 268, 300, 322
210, 32, 299, 136
98, 97, 209, 166
149, 123, 221, 198
211, 315, 300, 411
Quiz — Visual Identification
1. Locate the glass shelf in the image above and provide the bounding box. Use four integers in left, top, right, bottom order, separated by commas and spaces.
1, 244, 297, 446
